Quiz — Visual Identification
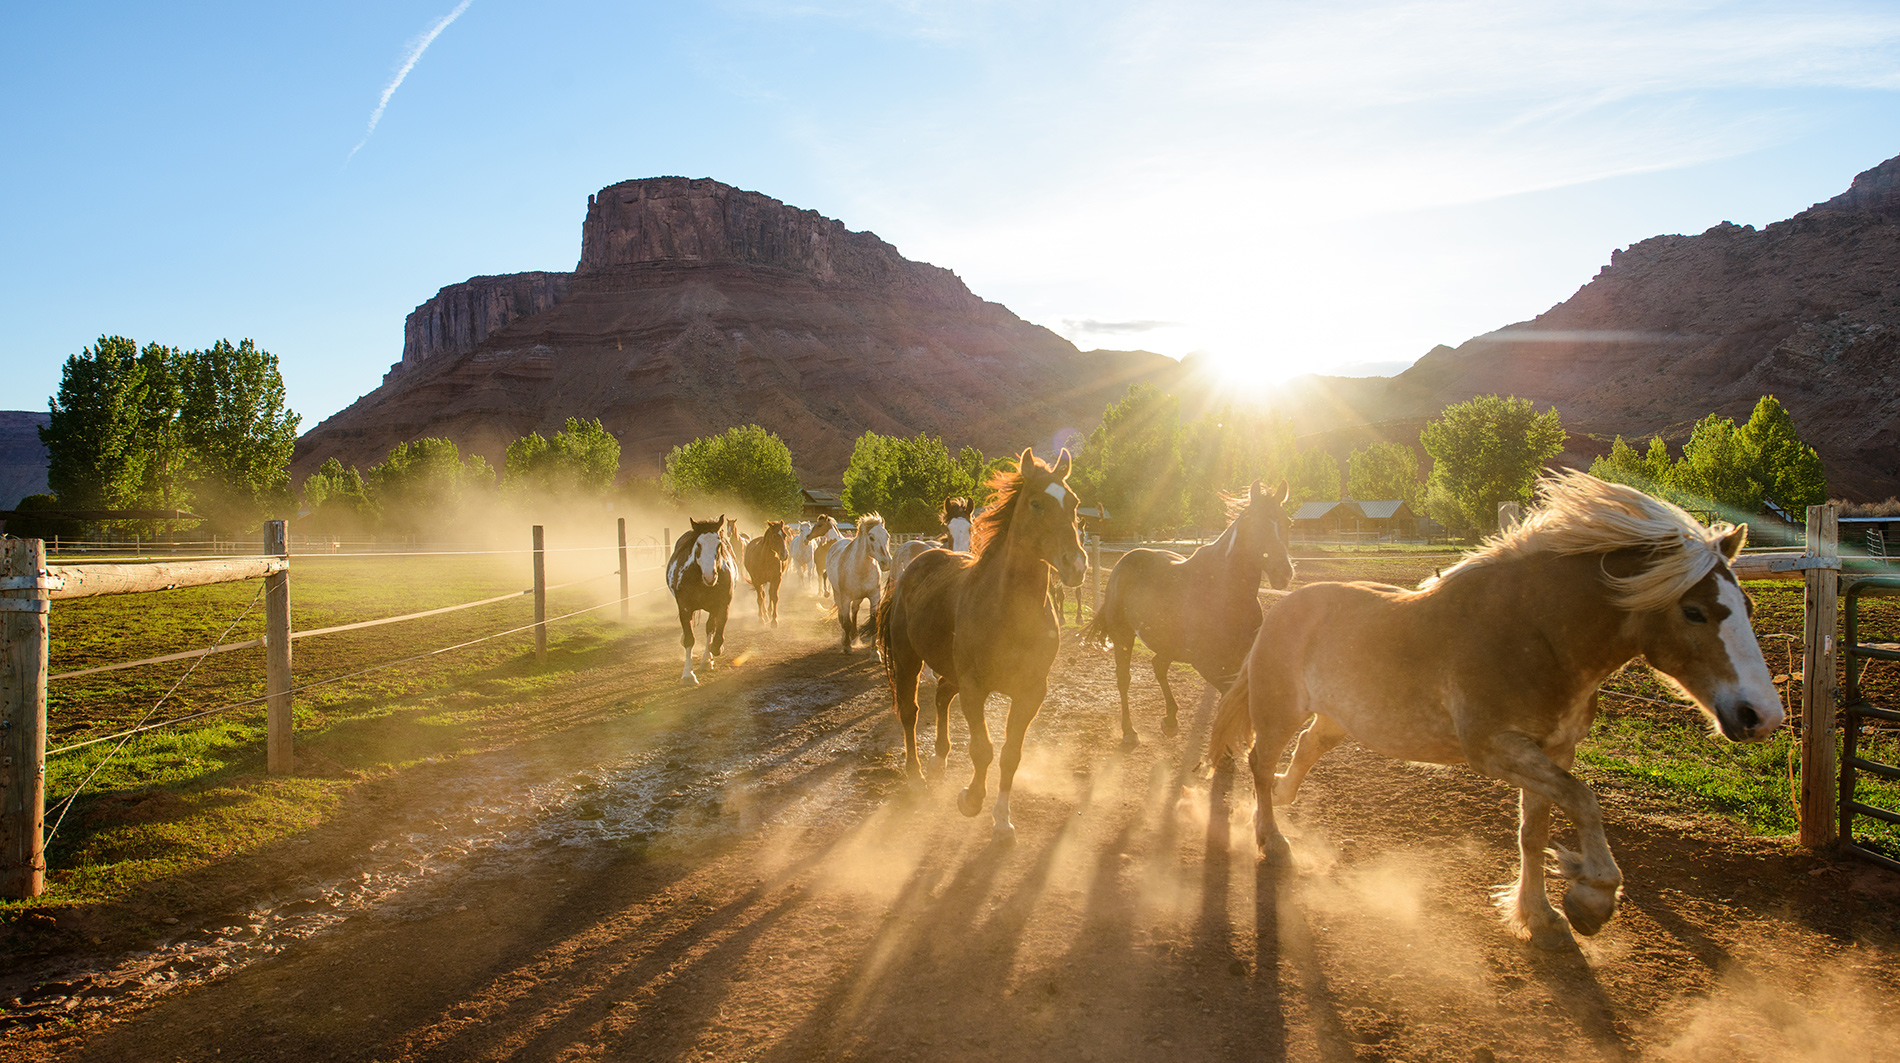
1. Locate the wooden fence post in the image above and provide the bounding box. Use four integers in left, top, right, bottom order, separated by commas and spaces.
1089, 533, 1101, 615
532, 525, 547, 662
618, 518, 630, 623
1498, 502, 1523, 532
263, 520, 293, 774
1799, 504, 1840, 848
1, 538, 49, 898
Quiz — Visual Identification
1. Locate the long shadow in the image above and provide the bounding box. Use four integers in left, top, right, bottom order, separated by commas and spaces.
1519, 940, 1637, 1063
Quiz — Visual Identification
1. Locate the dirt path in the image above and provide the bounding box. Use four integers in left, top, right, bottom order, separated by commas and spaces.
6, 599, 1900, 1062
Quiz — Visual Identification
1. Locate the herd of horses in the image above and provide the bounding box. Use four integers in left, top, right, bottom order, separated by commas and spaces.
663, 453, 1784, 948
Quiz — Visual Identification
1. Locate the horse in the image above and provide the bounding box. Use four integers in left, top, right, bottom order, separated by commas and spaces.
808, 515, 843, 598
743, 520, 792, 626
723, 517, 748, 563
666, 516, 737, 685
889, 496, 976, 583
787, 521, 815, 581
1083, 480, 1294, 745
827, 514, 892, 652
1207, 471, 1783, 947
877, 449, 1088, 842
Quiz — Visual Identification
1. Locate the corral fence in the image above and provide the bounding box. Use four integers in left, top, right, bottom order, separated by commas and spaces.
1, 518, 670, 899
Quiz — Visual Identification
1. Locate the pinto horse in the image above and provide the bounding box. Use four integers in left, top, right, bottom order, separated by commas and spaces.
889, 497, 977, 583
828, 514, 892, 651
1209, 472, 1783, 947
743, 520, 792, 626
877, 449, 1088, 841
1084, 480, 1294, 745
667, 517, 736, 685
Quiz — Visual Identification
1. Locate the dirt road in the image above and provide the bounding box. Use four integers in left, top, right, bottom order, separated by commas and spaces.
6, 601, 1900, 1062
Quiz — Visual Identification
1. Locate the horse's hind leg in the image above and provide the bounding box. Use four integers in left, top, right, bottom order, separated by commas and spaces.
705, 601, 729, 673
1114, 643, 1138, 747
1153, 658, 1183, 738
768, 579, 780, 627
955, 689, 994, 821
840, 600, 857, 653
1271, 713, 1345, 806
1246, 682, 1305, 866
892, 645, 926, 787
1496, 789, 1571, 948
931, 676, 956, 769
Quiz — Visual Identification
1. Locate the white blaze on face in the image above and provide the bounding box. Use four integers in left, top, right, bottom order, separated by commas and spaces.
1715, 576, 1783, 733
1044, 482, 1067, 505
694, 532, 722, 584
948, 516, 971, 552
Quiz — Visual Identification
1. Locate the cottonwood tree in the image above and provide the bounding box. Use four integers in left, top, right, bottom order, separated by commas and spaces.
1420, 394, 1565, 535
41, 335, 152, 513
504, 418, 620, 502
841, 431, 984, 532
367, 438, 495, 538
179, 338, 300, 531
1285, 448, 1341, 505
1071, 383, 1186, 537
662, 424, 802, 519
1347, 441, 1421, 505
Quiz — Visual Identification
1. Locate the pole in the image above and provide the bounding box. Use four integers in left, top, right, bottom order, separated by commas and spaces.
1089, 532, 1101, 615
618, 518, 630, 623
1799, 504, 1840, 848
263, 520, 293, 774
533, 525, 547, 662
1, 539, 49, 898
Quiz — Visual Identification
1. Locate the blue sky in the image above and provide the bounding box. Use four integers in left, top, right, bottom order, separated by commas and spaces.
5, 1, 1900, 429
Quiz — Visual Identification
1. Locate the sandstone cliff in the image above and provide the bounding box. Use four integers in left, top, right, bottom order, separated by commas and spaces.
299, 178, 1173, 484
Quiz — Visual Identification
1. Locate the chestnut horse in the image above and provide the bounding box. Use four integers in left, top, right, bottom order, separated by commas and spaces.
743, 520, 792, 626
807, 516, 842, 598
877, 449, 1088, 841
1083, 480, 1294, 745
666, 517, 736, 685
1209, 472, 1782, 946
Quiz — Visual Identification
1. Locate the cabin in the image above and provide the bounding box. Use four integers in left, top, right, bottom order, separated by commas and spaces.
801, 488, 846, 522
1289, 499, 1420, 541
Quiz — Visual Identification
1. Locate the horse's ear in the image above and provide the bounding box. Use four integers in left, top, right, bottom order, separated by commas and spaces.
1719, 524, 1748, 560
1272, 479, 1290, 505
1053, 449, 1072, 478
1018, 446, 1036, 471
1249, 480, 1264, 503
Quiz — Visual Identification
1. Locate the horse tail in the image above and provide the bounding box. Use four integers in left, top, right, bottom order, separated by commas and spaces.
875, 585, 895, 666
1208, 666, 1255, 760
1079, 569, 1119, 650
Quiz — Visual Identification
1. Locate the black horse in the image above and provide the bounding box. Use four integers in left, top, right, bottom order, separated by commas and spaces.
1082, 480, 1294, 744
668, 516, 735, 685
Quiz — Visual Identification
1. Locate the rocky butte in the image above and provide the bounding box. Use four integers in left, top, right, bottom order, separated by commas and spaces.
294, 177, 1171, 483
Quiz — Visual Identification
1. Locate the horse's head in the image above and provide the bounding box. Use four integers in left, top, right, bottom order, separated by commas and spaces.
1003, 447, 1086, 587
763, 520, 789, 557
686, 515, 727, 586
942, 497, 974, 553
1630, 525, 1782, 742
858, 515, 893, 569
1237, 479, 1295, 590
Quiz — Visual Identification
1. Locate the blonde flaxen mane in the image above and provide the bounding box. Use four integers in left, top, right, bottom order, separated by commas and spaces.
1428, 471, 1740, 612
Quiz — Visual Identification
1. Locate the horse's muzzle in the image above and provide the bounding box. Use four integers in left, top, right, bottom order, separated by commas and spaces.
1058, 550, 1087, 588
1266, 556, 1294, 591
1715, 699, 1784, 742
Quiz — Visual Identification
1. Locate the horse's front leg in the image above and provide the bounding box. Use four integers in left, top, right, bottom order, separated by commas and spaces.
1495, 789, 1570, 948
931, 672, 957, 770
989, 681, 1047, 843
1114, 643, 1138, 747
1472, 732, 1621, 938
677, 606, 699, 685
704, 601, 729, 673
956, 688, 994, 821
1153, 658, 1182, 738
768, 578, 780, 626
1271, 713, 1345, 806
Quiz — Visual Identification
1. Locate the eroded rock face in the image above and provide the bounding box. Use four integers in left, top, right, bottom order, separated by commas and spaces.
397, 271, 572, 376
1810, 155, 1900, 221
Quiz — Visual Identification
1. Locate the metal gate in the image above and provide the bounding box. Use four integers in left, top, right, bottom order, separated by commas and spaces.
1839, 575, 1900, 872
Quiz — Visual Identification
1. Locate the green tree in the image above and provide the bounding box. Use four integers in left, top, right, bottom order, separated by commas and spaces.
302, 458, 374, 539
1346, 441, 1420, 505
1589, 434, 1674, 496
503, 418, 621, 502
1420, 394, 1565, 534
1072, 383, 1186, 537
1179, 407, 1296, 527
1286, 447, 1341, 505
40, 335, 150, 513
178, 338, 300, 531
662, 424, 803, 518
368, 438, 492, 538
841, 431, 982, 532
1671, 413, 1761, 512
1736, 395, 1827, 510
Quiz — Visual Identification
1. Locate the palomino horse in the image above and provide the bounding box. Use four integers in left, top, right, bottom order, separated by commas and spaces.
807, 516, 842, 598
1209, 472, 1782, 946
743, 520, 792, 626
666, 517, 736, 685
1084, 480, 1294, 745
828, 514, 892, 652
877, 450, 1088, 841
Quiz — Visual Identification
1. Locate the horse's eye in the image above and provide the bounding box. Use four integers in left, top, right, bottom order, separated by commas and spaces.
1681, 604, 1708, 624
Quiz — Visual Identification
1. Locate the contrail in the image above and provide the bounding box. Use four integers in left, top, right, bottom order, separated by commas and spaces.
348, 0, 474, 161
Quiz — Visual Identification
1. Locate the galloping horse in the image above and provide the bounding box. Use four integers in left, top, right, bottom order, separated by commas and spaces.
1209, 472, 1783, 947
787, 521, 815, 581
807, 516, 842, 598
877, 449, 1088, 841
890, 496, 977, 582
723, 517, 748, 565
667, 517, 736, 685
743, 520, 793, 626
828, 514, 892, 652
1084, 480, 1293, 745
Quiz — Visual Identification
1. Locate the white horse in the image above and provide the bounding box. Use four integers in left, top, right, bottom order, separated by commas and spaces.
788, 521, 815, 580
828, 513, 892, 652
809, 516, 844, 598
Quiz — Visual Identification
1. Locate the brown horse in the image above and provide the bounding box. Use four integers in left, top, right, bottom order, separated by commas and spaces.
1083, 480, 1293, 745
743, 520, 792, 626
877, 449, 1088, 842
666, 516, 736, 685
1209, 472, 1783, 947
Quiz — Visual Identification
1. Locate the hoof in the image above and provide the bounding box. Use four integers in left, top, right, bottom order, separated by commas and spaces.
1161, 716, 1180, 738
1258, 833, 1294, 867
1561, 884, 1618, 937
1120, 731, 1141, 750
680, 674, 699, 687
1529, 922, 1577, 950
956, 787, 984, 817
992, 821, 1017, 846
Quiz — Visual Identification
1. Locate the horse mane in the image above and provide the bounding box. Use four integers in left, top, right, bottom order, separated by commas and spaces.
971, 467, 1026, 557
1428, 471, 1737, 612
855, 513, 886, 537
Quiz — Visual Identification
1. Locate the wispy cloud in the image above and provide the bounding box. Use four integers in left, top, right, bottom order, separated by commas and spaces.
349, 0, 475, 161
1061, 318, 1180, 335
